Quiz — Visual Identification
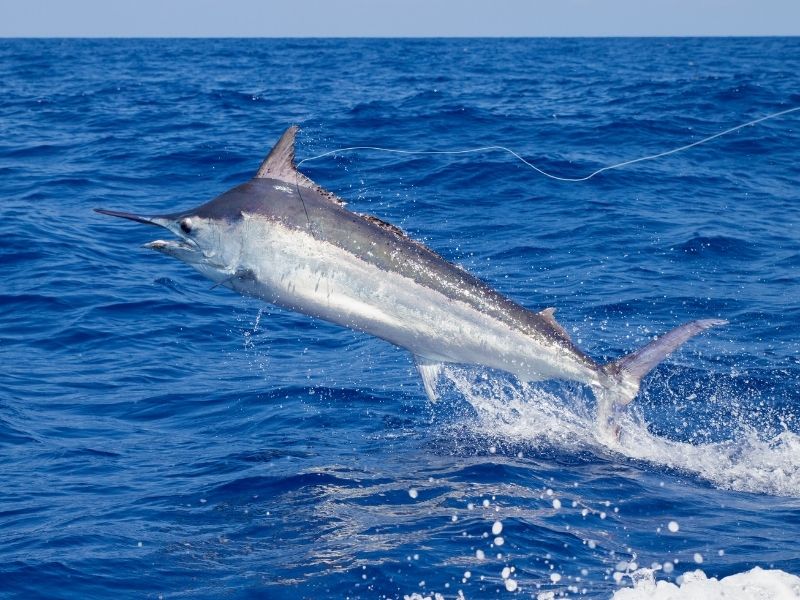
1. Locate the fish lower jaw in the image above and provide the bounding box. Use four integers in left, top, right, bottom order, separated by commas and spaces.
143, 239, 195, 251
143, 239, 207, 264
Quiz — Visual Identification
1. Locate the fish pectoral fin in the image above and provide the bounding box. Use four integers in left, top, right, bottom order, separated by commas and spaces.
234, 267, 256, 281
209, 267, 255, 290
414, 356, 443, 403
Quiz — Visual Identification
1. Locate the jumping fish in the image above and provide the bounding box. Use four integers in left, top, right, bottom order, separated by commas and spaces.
96, 127, 726, 436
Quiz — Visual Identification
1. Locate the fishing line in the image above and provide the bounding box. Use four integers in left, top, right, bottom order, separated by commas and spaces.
295, 180, 313, 230
296, 105, 800, 182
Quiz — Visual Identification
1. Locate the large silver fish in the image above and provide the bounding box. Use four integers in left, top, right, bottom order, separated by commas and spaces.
97, 127, 725, 436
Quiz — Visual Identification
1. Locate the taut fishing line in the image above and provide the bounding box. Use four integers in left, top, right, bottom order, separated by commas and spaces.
297, 105, 800, 182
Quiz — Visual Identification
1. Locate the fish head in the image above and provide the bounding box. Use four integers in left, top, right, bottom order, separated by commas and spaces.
94, 207, 244, 284
96, 126, 321, 287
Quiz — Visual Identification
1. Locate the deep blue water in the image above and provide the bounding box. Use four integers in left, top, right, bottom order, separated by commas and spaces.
1, 38, 799, 599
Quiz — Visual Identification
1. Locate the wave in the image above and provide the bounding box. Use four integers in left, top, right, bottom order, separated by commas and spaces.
673, 235, 760, 260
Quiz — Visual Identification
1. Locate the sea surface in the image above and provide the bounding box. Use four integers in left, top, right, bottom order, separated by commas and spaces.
1, 38, 799, 599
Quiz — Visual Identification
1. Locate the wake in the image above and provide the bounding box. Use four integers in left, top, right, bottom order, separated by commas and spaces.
440, 366, 800, 498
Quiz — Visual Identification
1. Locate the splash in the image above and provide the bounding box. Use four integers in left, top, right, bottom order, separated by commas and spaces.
441, 367, 800, 497
613, 567, 800, 600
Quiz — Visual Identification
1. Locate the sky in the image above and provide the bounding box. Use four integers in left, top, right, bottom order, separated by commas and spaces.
1, 0, 798, 37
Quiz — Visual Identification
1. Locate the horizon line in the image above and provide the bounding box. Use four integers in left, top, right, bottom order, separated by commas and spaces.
2, 34, 799, 39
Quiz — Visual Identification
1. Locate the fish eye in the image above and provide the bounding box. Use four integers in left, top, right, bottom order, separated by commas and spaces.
180, 217, 193, 234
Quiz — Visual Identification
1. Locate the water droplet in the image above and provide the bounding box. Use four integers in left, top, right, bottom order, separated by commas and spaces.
668, 520, 680, 532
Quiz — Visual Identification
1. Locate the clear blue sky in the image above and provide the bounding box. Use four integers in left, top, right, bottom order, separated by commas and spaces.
1, 0, 798, 37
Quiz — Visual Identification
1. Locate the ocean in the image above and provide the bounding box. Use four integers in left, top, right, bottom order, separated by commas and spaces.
1, 37, 799, 599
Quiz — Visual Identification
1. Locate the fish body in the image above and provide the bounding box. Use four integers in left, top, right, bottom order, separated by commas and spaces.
97, 127, 725, 434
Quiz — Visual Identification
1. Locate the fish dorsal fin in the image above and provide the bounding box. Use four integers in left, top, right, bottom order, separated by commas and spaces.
538, 307, 572, 342
359, 212, 442, 256
255, 126, 311, 185
359, 213, 408, 238
255, 126, 346, 206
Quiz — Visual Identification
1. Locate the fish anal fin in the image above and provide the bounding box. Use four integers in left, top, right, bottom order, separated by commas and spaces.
538, 307, 573, 342
255, 126, 346, 207
415, 356, 443, 403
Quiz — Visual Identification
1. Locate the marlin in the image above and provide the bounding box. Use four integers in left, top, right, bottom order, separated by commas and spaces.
97, 127, 725, 437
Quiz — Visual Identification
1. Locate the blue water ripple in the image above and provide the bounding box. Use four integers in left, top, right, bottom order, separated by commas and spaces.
1, 37, 799, 599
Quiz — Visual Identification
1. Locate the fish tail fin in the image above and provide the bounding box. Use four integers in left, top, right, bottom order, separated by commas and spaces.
595, 318, 728, 438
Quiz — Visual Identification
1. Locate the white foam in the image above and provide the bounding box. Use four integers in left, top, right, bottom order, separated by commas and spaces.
613, 411, 800, 497
442, 367, 800, 497
612, 567, 800, 600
